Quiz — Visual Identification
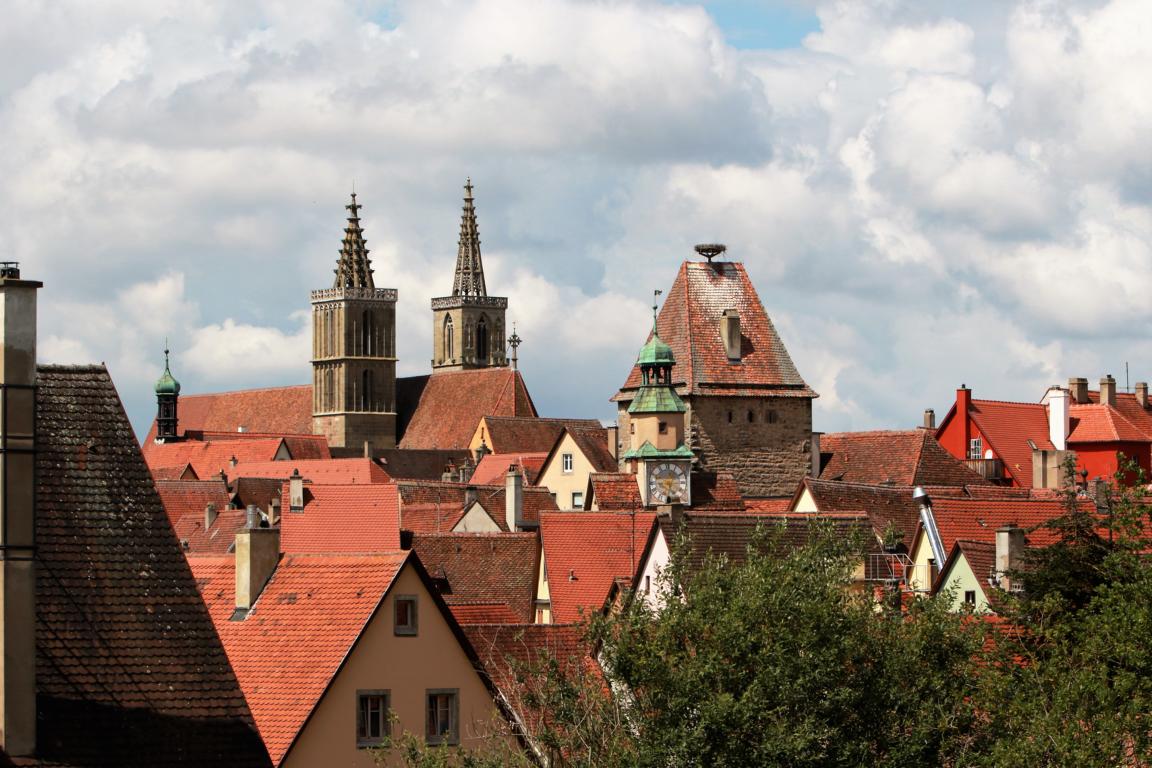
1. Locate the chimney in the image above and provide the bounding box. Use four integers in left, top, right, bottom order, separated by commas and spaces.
719, 309, 741, 362
0, 264, 41, 756
913, 487, 946, 568
1100, 374, 1117, 407
1045, 386, 1069, 451
1068, 377, 1089, 404
441, 460, 456, 482
268, 496, 281, 526
605, 425, 618, 460
289, 469, 304, 512
809, 431, 822, 478
505, 466, 523, 531
363, 440, 373, 458
464, 485, 478, 508
956, 385, 971, 449
658, 500, 685, 530
1137, 382, 1148, 410
995, 525, 1025, 593
233, 513, 280, 618
205, 502, 218, 530
923, 409, 936, 430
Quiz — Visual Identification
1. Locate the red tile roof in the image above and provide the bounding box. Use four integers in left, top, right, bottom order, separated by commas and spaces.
820, 430, 988, 487
470, 452, 549, 486
539, 512, 656, 623
800, 479, 925, 547
1067, 403, 1149, 443
1085, 390, 1152, 437
154, 477, 231, 528
376, 448, 472, 480
36, 365, 268, 766
926, 497, 1094, 554
226, 458, 390, 485
154, 478, 244, 555
187, 431, 331, 460
587, 473, 642, 510
143, 436, 290, 480
477, 416, 602, 454
960, 399, 1053, 486
560, 427, 618, 474
954, 540, 996, 585
281, 483, 400, 554
615, 261, 815, 399
397, 480, 559, 533
411, 533, 540, 623
151, 463, 197, 480
688, 471, 746, 511
448, 602, 525, 625
190, 552, 408, 765
399, 369, 537, 450
743, 497, 793, 513
144, 384, 313, 442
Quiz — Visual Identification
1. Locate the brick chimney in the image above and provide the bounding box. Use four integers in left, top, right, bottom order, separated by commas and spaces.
719, 309, 741, 362
1100, 374, 1117, 407
1137, 382, 1149, 410
995, 524, 1026, 593
0, 264, 41, 756
1068, 377, 1089, 404
505, 466, 523, 532
923, 409, 935, 430
809, 431, 822, 478
233, 510, 280, 619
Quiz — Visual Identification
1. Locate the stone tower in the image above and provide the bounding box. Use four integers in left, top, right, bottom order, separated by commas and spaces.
311, 193, 398, 449
431, 180, 508, 371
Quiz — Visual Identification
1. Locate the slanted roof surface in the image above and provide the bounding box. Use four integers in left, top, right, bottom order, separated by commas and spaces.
926, 497, 1094, 554
144, 384, 313, 442
964, 399, 1053, 487
411, 533, 540, 623
1067, 403, 1149, 443
226, 458, 390, 485
588, 473, 642, 510
820, 430, 987, 487
1085, 390, 1152, 438
802, 479, 925, 546
190, 552, 407, 765
155, 478, 245, 555
281, 483, 400, 553
143, 436, 289, 480
615, 261, 815, 399
397, 480, 558, 533
471, 452, 549, 486
35, 365, 269, 767
689, 471, 746, 511
478, 416, 602, 454
400, 368, 538, 449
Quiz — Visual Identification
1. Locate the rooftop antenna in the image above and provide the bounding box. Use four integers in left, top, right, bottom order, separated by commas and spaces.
694, 243, 727, 263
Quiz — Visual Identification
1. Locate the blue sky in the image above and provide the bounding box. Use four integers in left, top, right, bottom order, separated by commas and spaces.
679, 1, 820, 49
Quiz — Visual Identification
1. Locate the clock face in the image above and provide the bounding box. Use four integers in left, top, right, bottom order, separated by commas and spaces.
648, 462, 688, 504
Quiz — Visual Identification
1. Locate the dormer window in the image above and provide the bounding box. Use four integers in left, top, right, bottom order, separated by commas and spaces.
968, 438, 983, 460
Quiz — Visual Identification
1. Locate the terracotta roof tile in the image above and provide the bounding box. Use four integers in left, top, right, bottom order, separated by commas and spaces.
35, 365, 268, 767
448, 602, 525, 625
471, 453, 549, 486
821, 430, 988, 487
190, 552, 407, 765
154, 478, 243, 555
962, 399, 1053, 487
186, 431, 331, 460
411, 533, 540, 623
143, 437, 290, 480
743, 497, 793, 512
397, 480, 558, 533
616, 261, 815, 399
1085, 390, 1152, 438
927, 497, 1094, 554
144, 384, 313, 442
477, 416, 602, 454
539, 512, 656, 623
588, 473, 642, 510
399, 369, 537, 450
802, 479, 925, 546
562, 427, 618, 473
1067, 403, 1149, 443
281, 483, 400, 553
151, 463, 196, 480
954, 540, 996, 585
376, 448, 473, 480
226, 458, 390, 485
688, 471, 746, 511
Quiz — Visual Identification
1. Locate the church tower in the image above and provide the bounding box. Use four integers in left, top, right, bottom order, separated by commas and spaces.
154, 346, 180, 442
431, 180, 508, 371
311, 193, 398, 449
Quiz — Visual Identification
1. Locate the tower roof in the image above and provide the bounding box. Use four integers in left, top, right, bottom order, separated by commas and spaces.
332, 192, 375, 289
154, 346, 180, 395
452, 178, 487, 297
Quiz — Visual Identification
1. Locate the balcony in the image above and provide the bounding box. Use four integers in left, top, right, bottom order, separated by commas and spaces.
965, 457, 1005, 481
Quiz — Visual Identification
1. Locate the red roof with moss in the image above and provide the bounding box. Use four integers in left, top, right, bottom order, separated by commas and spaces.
399, 368, 537, 450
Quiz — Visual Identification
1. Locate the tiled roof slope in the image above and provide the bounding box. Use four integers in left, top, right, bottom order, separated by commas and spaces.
397, 481, 559, 533
820, 430, 988, 487
563, 427, 618, 473
588, 473, 642, 510
689, 471, 746, 511
954, 540, 996, 585
190, 553, 407, 765
35, 365, 269, 767
1084, 390, 1152, 435
479, 416, 602, 454
226, 458, 390, 485
143, 384, 312, 442
540, 512, 656, 623
281, 484, 400, 554
471, 453, 549, 486
926, 497, 1096, 554
1067, 403, 1148, 442
154, 479, 245, 555
615, 261, 815, 398
377, 448, 472, 480
154, 478, 231, 529
142, 436, 289, 480
801, 479, 925, 547
187, 432, 331, 460
399, 368, 537, 450
963, 399, 1053, 486
411, 533, 540, 623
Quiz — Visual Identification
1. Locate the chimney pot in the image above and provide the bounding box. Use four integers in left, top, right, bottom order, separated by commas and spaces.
205, 502, 218, 530
1068, 377, 1089, 404
505, 466, 524, 532
923, 409, 936, 430
246, 504, 261, 529
1100, 374, 1117, 407
289, 469, 304, 512
719, 309, 742, 362
1137, 382, 1148, 409
995, 525, 1026, 592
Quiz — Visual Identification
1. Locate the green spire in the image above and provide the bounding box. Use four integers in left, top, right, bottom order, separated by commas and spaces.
155, 345, 180, 396
637, 289, 674, 366
628, 290, 685, 415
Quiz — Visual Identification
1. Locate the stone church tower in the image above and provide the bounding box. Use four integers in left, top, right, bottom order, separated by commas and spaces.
311, 193, 398, 449
431, 180, 508, 371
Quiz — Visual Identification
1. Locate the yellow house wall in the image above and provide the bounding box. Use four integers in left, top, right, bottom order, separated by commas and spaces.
534, 553, 551, 624
467, 418, 490, 455
791, 487, 817, 512
940, 554, 991, 613
908, 531, 935, 594
538, 433, 596, 510
283, 565, 512, 767
629, 412, 684, 454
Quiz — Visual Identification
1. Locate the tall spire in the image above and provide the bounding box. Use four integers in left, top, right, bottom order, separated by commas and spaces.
452, 178, 487, 297
333, 192, 375, 289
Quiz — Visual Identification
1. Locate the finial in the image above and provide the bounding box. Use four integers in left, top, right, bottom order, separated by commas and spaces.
346, 191, 361, 218
694, 243, 726, 263
508, 323, 522, 371
652, 289, 663, 331
464, 177, 473, 200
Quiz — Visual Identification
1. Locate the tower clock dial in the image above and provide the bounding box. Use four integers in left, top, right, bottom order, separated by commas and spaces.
647, 461, 688, 505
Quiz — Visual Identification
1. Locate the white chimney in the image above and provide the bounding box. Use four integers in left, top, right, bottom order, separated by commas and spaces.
995, 525, 1025, 593
289, 469, 304, 512
505, 466, 524, 532
719, 309, 741, 362
1046, 386, 1069, 451
1137, 382, 1148, 410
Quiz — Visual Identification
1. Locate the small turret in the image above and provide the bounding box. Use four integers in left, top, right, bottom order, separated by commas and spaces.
155, 345, 181, 442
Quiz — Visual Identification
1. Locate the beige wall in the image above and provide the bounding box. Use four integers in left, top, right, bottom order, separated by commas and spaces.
791, 487, 817, 512
432, 306, 507, 371
538, 433, 597, 510
628, 412, 685, 454
534, 554, 551, 624
939, 554, 991, 613
284, 564, 513, 767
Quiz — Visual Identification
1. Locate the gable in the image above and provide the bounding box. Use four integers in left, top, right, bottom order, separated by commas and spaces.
399, 369, 538, 450
454, 503, 502, 532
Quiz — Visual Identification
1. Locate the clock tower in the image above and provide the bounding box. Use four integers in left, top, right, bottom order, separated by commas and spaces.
622, 296, 694, 507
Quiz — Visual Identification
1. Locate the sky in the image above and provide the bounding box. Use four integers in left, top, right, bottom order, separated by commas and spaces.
3, 0, 1151, 439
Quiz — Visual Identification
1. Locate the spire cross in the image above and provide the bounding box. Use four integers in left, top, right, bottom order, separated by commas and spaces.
652, 290, 663, 331
346, 192, 361, 219
507, 322, 522, 371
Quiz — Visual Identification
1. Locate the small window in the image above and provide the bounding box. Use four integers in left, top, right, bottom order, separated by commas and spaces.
394, 596, 418, 636
562, 453, 574, 473
630, 422, 635, 434
426, 689, 459, 745
357, 690, 390, 747
658, 421, 668, 434
964, 590, 977, 606
767, 410, 778, 424
727, 410, 733, 424
571, 491, 584, 509
747, 410, 755, 423
968, 438, 983, 460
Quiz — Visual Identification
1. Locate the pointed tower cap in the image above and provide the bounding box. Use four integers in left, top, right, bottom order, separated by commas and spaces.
155, 346, 181, 395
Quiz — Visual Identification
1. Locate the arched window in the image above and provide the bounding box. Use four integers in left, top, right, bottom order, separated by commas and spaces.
444, 316, 455, 361
362, 310, 371, 355
324, 368, 335, 412
477, 316, 489, 363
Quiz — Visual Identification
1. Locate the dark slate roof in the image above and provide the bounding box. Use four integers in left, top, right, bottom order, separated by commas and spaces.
376, 448, 472, 480
33, 365, 269, 767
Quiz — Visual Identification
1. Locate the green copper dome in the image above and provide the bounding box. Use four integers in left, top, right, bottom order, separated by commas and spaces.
637, 332, 674, 366
155, 350, 180, 395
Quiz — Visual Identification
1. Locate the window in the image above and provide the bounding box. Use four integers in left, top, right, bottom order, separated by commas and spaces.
727, 410, 733, 424
964, 590, 977, 606
394, 596, 417, 636
571, 491, 584, 509
658, 421, 667, 434
426, 690, 459, 745
629, 423, 635, 434
443, 316, 454, 361
357, 690, 390, 747
562, 453, 574, 473
476, 316, 489, 362
767, 410, 778, 424
747, 410, 755, 423
968, 438, 983, 460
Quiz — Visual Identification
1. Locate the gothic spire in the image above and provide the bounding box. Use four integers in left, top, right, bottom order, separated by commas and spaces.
452, 178, 487, 297
333, 192, 375, 289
